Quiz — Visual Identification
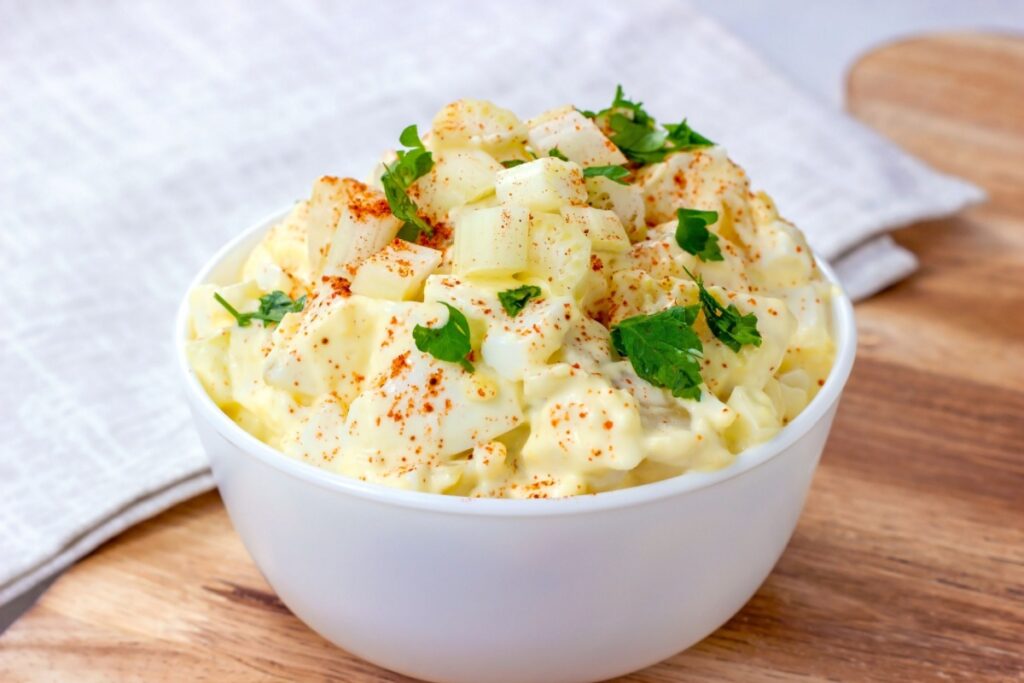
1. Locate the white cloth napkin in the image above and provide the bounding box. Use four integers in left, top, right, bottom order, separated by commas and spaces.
0, 0, 982, 607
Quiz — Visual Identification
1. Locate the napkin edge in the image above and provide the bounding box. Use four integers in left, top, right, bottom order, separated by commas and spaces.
0, 470, 214, 608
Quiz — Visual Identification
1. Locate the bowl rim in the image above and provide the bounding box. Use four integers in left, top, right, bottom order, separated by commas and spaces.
176, 207, 857, 517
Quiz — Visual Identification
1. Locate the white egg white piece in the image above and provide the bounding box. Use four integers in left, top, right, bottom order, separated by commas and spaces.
187, 97, 836, 498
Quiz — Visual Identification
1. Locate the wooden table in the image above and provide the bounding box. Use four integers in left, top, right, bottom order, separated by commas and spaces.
3, 34, 1022, 682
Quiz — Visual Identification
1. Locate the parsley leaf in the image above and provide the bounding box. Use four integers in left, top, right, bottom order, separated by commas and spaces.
253, 291, 307, 324
582, 164, 630, 184
591, 84, 655, 127
548, 147, 569, 162
398, 124, 422, 148
685, 267, 761, 353
413, 302, 474, 372
608, 113, 667, 164
585, 85, 713, 164
664, 119, 715, 150
610, 306, 704, 400
381, 124, 434, 240
498, 285, 542, 317
501, 159, 527, 168
587, 85, 663, 163
214, 290, 306, 327
675, 208, 723, 262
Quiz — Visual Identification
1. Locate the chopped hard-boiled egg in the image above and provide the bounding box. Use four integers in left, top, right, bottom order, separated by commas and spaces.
495, 157, 587, 212
452, 205, 530, 278
307, 176, 401, 278
428, 99, 528, 158
561, 206, 631, 253
410, 149, 504, 225
187, 91, 836, 498
350, 239, 442, 301
526, 106, 628, 168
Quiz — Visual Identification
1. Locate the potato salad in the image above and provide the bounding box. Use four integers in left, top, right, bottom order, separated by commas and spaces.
186, 89, 837, 498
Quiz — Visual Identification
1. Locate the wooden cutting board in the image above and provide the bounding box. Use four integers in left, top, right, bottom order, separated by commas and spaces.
2, 33, 1022, 682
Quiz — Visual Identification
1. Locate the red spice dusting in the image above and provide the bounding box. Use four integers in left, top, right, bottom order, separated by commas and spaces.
603, 420, 613, 430
321, 275, 352, 298
418, 221, 453, 250
395, 257, 414, 277
389, 352, 410, 379
343, 179, 393, 221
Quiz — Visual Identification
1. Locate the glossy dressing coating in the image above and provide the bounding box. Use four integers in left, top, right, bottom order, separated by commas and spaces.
185, 99, 835, 498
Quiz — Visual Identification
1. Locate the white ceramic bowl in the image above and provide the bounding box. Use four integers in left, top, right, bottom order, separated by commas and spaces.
177, 210, 856, 683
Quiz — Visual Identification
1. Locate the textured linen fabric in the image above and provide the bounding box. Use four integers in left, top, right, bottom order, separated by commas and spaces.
0, 0, 982, 606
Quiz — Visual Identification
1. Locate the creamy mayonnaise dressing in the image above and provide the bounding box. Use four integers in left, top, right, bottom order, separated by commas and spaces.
186, 98, 835, 498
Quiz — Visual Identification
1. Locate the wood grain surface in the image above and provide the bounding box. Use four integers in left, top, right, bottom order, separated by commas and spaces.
2, 33, 1023, 682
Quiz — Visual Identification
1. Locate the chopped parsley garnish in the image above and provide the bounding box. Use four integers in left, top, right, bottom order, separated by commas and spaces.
381, 124, 434, 241
585, 85, 714, 165
548, 147, 569, 162
675, 208, 723, 262
547, 146, 631, 184
583, 85, 655, 127
214, 290, 306, 327
685, 267, 762, 353
413, 302, 474, 372
611, 306, 704, 400
501, 159, 527, 168
582, 164, 630, 184
498, 285, 542, 317
607, 113, 668, 164
665, 119, 715, 150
